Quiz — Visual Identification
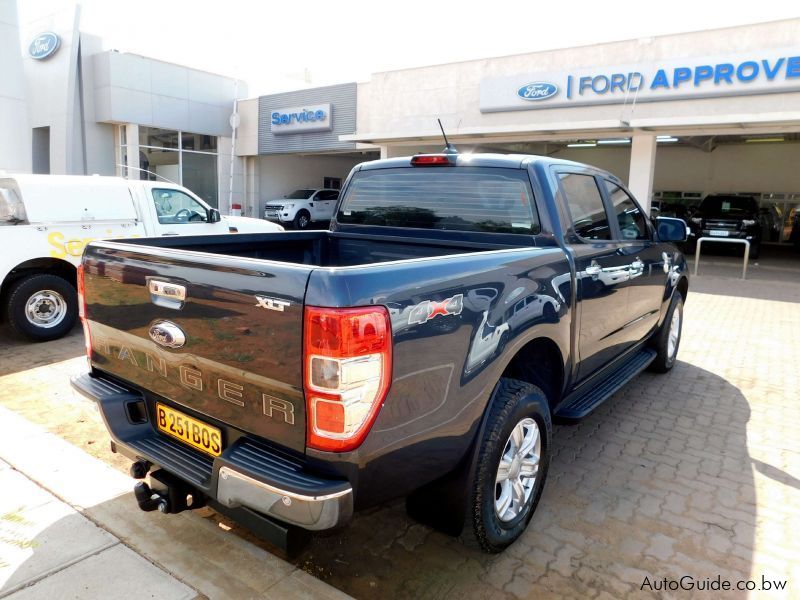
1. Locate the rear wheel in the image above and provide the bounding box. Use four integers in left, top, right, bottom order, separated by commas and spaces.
6, 273, 78, 342
293, 210, 311, 230
461, 378, 551, 553
648, 290, 683, 373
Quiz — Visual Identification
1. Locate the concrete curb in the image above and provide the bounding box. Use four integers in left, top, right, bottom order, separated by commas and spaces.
0, 406, 351, 600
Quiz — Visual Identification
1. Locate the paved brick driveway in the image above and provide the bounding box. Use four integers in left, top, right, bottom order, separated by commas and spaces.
1, 274, 798, 599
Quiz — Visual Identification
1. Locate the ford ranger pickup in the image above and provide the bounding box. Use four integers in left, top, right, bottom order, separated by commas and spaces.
71, 151, 689, 554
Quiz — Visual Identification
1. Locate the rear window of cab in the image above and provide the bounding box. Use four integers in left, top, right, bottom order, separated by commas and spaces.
337, 167, 540, 234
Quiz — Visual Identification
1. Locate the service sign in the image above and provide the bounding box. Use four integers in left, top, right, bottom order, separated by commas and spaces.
480, 48, 800, 112
269, 103, 332, 135
28, 32, 60, 60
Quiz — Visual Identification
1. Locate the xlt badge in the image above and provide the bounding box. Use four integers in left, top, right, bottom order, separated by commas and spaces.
255, 295, 291, 312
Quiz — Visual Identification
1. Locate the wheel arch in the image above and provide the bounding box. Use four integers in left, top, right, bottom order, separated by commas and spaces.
498, 336, 565, 411
1, 257, 78, 302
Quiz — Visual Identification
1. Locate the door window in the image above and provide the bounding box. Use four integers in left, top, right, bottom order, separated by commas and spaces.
605, 182, 649, 240
316, 190, 339, 201
151, 189, 208, 224
558, 173, 611, 240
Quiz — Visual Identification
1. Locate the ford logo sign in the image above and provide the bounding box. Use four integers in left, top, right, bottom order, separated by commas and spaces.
28, 32, 60, 60
517, 82, 558, 101
149, 321, 186, 349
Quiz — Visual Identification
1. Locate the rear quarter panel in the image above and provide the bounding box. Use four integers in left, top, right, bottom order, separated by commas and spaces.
305, 246, 572, 506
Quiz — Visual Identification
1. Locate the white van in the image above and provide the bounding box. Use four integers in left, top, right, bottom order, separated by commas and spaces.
0, 174, 283, 341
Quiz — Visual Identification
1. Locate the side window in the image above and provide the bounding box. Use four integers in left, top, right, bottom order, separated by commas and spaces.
0, 186, 28, 225
558, 173, 611, 240
605, 181, 649, 240
317, 190, 339, 201
151, 189, 208, 225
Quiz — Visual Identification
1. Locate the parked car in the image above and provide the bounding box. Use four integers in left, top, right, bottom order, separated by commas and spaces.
72, 151, 688, 554
264, 188, 340, 229
688, 194, 761, 258
0, 174, 283, 341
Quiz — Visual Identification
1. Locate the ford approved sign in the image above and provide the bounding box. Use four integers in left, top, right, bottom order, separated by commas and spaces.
481, 47, 800, 112
28, 32, 60, 60
517, 82, 559, 101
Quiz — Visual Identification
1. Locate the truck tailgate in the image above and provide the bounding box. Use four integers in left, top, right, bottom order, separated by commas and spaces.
82, 242, 311, 454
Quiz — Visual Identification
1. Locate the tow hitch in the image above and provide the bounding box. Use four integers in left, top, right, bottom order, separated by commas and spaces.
133, 469, 205, 515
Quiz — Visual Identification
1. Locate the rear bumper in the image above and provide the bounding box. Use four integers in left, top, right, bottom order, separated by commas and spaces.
71, 371, 353, 531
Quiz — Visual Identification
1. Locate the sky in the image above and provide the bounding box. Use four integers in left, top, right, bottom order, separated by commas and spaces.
17, 0, 800, 97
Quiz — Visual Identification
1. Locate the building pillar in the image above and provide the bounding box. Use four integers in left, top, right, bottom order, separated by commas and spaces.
628, 134, 657, 213
124, 123, 139, 179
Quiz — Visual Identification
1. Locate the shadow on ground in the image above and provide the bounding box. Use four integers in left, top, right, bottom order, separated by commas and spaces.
284, 361, 757, 599
0, 325, 83, 378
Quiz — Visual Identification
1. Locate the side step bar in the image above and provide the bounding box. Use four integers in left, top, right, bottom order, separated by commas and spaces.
555, 348, 656, 422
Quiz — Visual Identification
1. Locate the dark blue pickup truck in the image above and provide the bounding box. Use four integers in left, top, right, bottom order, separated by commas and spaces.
72, 151, 689, 553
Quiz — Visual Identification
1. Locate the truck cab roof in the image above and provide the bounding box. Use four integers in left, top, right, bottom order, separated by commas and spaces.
356, 152, 603, 173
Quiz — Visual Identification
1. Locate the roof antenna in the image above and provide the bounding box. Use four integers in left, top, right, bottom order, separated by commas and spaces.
438, 118, 458, 154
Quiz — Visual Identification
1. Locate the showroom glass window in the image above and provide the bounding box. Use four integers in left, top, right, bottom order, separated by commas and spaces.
118, 126, 219, 207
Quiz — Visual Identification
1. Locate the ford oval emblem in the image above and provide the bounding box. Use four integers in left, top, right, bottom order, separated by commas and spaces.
517, 82, 558, 101
28, 32, 60, 60
149, 321, 186, 349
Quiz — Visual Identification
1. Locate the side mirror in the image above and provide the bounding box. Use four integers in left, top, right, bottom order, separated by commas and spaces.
656, 216, 688, 242
208, 208, 221, 223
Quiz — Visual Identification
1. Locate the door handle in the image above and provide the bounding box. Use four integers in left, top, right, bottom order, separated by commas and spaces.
162, 232, 179, 236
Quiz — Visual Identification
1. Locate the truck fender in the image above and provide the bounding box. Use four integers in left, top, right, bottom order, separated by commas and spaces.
405, 376, 520, 536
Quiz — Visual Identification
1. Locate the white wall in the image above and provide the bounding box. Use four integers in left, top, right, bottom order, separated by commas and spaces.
21, 3, 82, 174
0, 0, 30, 172
355, 19, 800, 143
254, 154, 367, 212
552, 143, 800, 196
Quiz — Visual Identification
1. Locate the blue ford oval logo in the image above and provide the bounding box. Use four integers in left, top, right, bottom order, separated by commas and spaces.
149, 321, 186, 349
28, 32, 60, 60
517, 82, 558, 101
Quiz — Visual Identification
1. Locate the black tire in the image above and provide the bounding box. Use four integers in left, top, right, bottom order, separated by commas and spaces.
5, 273, 78, 342
749, 241, 760, 260
461, 378, 551, 553
293, 210, 311, 230
648, 290, 684, 373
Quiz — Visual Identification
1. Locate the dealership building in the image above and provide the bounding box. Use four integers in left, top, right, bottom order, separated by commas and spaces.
2, 3, 798, 245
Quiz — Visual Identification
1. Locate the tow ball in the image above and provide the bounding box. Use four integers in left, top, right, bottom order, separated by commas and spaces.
133, 469, 204, 515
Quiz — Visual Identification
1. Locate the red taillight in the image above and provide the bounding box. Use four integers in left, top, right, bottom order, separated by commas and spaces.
410, 154, 454, 166
303, 306, 392, 452
77, 264, 91, 363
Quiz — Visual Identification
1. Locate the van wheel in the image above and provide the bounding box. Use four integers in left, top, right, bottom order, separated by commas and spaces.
6, 274, 78, 342
648, 290, 683, 373
461, 378, 551, 553
293, 210, 311, 230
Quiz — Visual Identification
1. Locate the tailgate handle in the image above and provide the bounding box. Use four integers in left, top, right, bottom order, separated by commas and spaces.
148, 280, 186, 309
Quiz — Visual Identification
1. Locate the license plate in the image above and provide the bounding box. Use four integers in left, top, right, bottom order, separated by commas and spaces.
709, 230, 729, 237
155, 403, 222, 457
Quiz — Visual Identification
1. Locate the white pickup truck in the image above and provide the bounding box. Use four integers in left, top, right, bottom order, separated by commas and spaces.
0, 174, 282, 341
264, 188, 340, 229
